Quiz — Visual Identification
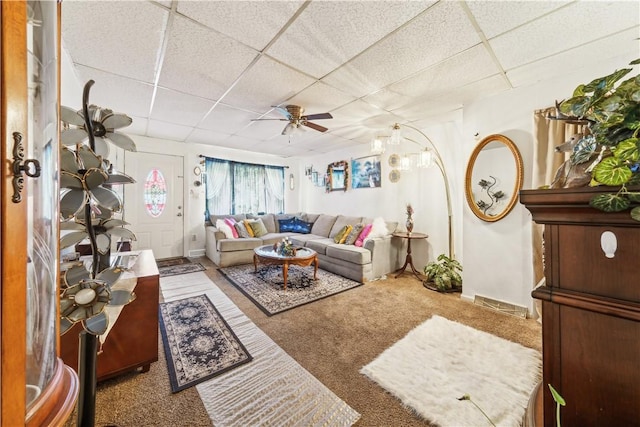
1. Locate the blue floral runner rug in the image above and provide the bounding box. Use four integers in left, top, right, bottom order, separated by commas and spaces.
219, 264, 363, 316
158, 262, 205, 277
159, 294, 252, 393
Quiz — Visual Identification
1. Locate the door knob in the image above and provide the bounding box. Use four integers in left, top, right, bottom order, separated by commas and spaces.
177, 213, 183, 217
11, 132, 41, 203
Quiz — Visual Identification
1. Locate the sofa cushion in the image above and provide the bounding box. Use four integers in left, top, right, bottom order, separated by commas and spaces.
329, 215, 363, 238
288, 234, 324, 246
215, 219, 236, 239
274, 214, 295, 232
326, 244, 372, 265
354, 224, 373, 247
224, 218, 239, 238
248, 213, 276, 234
333, 225, 352, 243
302, 213, 320, 223
310, 214, 338, 237
363, 217, 398, 234
217, 237, 262, 252
234, 222, 252, 238
243, 219, 256, 237
305, 238, 334, 255
344, 223, 364, 245
278, 217, 296, 232
367, 217, 389, 239
260, 232, 298, 245
248, 218, 268, 237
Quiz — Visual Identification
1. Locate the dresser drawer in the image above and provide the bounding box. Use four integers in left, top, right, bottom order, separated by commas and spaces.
550, 224, 640, 302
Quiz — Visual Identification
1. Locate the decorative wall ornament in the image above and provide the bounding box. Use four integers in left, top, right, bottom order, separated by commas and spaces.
326, 160, 348, 192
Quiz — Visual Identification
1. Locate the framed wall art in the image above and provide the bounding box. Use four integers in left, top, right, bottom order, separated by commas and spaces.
351, 155, 381, 189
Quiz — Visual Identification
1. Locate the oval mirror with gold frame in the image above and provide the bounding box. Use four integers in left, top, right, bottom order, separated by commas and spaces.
465, 134, 523, 222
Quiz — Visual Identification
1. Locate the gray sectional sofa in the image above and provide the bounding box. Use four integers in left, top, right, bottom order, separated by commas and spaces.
205, 213, 402, 282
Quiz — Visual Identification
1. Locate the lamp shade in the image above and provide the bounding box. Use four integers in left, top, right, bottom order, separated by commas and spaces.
370, 135, 385, 154
388, 123, 402, 145
399, 154, 412, 171
416, 149, 433, 168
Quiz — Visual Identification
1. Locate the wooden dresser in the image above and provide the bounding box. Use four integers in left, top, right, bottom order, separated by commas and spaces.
520, 188, 640, 426
61, 250, 160, 382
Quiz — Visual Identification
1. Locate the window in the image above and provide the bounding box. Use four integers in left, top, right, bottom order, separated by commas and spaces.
204, 157, 285, 217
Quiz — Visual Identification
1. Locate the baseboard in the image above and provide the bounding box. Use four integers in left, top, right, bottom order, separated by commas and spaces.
473, 294, 528, 318
189, 249, 206, 258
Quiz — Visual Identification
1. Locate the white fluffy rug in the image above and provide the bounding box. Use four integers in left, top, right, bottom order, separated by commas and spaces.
361, 315, 541, 427
161, 271, 360, 426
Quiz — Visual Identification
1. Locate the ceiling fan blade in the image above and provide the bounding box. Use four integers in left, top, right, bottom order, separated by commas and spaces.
303, 121, 328, 133
303, 113, 332, 121
273, 106, 293, 119
251, 118, 288, 121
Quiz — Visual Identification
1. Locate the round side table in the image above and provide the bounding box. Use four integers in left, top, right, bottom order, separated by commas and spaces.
392, 231, 428, 281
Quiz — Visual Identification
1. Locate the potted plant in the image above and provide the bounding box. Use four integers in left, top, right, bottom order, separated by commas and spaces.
423, 254, 462, 292
554, 58, 640, 219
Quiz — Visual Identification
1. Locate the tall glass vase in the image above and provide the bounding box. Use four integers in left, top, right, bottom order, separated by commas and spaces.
406, 217, 414, 234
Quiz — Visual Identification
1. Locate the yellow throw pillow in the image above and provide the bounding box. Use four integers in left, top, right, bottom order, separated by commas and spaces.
243, 220, 255, 237
339, 225, 353, 244
333, 225, 351, 244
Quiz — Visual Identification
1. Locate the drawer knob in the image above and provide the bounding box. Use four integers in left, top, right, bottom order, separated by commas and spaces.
600, 231, 617, 258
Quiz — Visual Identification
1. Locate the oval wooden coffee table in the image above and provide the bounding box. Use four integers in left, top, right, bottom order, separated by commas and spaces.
253, 245, 318, 290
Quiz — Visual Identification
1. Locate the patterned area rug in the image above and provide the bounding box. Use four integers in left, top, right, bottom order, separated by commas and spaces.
156, 257, 193, 267
159, 262, 205, 277
220, 264, 363, 316
160, 271, 361, 425
159, 294, 252, 393
361, 315, 541, 426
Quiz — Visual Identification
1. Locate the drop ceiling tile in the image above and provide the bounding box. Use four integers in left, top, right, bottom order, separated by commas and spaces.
267, 1, 435, 78
198, 104, 263, 133
236, 121, 285, 140
73, 65, 154, 118
186, 128, 233, 145
507, 27, 640, 88
177, 1, 305, 51
222, 56, 317, 111
125, 116, 149, 137
467, 1, 571, 39
150, 88, 215, 126
217, 134, 262, 151
362, 88, 414, 112
159, 15, 260, 100
328, 100, 392, 129
490, 1, 640, 70
62, 1, 168, 83
147, 120, 193, 141
322, 1, 481, 98
285, 82, 357, 115
387, 45, 501, 99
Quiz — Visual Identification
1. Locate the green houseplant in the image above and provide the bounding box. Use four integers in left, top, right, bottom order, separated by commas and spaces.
556, 58, 640, 219
423, 254, 462, 292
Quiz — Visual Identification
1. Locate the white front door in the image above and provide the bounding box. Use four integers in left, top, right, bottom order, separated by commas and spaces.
123, 151, 184, 260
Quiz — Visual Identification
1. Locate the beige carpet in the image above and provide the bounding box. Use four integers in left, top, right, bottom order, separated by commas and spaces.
65, 256, 541, 427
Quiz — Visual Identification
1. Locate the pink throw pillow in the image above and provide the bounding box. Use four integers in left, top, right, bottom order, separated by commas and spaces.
224, 218, 239, 238
354, 224, 373, 247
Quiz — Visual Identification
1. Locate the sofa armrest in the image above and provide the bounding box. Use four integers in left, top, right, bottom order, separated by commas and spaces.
205, 226, 225, 260
364, 235, 402, 278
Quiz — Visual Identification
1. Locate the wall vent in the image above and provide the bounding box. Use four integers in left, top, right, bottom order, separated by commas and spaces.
474, 295, 528, 318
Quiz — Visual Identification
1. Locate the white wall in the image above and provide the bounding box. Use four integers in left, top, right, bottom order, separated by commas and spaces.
460, 53, 638, 315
